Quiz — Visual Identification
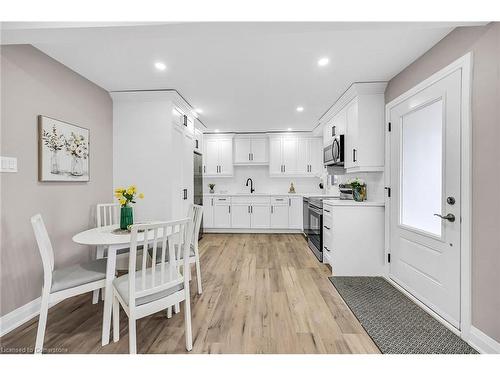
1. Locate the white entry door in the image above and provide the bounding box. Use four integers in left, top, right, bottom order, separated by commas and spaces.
388, 69, 462, 328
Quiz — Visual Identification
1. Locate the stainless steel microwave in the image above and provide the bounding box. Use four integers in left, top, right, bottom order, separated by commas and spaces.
324, 134, 344, 166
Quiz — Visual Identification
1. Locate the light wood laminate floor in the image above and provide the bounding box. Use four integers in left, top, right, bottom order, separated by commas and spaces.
0, 234, 379, 354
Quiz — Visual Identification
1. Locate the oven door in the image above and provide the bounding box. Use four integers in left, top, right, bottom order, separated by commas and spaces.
323, 142, 334, 166
307, 204, 323, 261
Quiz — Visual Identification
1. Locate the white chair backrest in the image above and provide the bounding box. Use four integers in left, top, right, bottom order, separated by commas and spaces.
31, 214, 55, 285
97, 203, 120, 227
188, 204, 203, 246
128, 218, 193, 308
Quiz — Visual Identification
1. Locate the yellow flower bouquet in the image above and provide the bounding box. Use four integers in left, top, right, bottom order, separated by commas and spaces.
114, 185, 144, 229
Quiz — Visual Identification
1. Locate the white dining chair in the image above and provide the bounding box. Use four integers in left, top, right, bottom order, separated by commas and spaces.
148, 204, 203, 296
188, 204, 204, 294
93, 203, 129, 304
112, 218, 193, 354
31, 214, 107, 354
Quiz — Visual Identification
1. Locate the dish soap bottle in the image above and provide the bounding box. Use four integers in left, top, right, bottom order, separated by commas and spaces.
288, 182, 296, 194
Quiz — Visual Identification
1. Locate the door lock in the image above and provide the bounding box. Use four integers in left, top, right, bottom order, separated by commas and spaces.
434, 213, 455, 222
447, 196, 456, 205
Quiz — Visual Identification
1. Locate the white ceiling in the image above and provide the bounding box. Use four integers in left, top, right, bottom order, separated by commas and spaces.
0, 22, 480, 132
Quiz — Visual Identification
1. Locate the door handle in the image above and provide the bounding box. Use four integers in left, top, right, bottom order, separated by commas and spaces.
434, 213, 455, 222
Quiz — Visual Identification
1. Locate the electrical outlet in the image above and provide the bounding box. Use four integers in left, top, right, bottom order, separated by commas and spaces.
0, 156, 18, 173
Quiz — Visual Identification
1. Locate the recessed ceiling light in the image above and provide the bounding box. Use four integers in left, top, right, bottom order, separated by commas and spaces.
296, 106, 304, 112
287, 128, 292, 131
154, 62, 167, 71
195, 108, 203, 114
214, 129, 220, 133
318, 57, 329, 67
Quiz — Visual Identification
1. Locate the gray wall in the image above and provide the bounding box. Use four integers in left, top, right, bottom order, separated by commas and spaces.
0, 45, 113, 316
386, 23, 500, 342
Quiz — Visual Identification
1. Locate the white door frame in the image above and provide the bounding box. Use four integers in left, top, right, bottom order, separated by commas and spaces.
384, 52, 473, 340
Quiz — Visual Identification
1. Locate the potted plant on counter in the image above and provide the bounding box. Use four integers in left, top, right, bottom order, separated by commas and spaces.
208, 183, 215, 194
348, 178, 367, 202
114, 185, 144, 230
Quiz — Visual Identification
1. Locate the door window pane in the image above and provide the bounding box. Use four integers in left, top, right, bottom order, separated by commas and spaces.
400, 99, 443, 236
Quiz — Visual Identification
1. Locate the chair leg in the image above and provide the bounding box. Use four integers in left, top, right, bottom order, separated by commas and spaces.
129, 316, 137, 354
184, 296, 193, 351
93, 245, 105, 304
113, 295, 120, 343
195, 256, 202, 294
166, 307, 172, 319
35, 289, 50, 354
174, 303, 180, 314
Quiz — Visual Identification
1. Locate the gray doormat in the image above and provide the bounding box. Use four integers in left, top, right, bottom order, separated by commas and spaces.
329, 276, 478, 354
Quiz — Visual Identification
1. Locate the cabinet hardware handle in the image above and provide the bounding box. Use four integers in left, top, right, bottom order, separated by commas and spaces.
324, 246, 330, 252
324, 225, 330, 230
283, 165, 286, 173
219, 198, 226, 201
289, 198, 291, 206
324, 209, 330, 213
248, 206, 250, 213
204, 166, 206, 173
229, 206, 231, 214
332, 125, 336, 137
183, 189, 187, 200
251, 206, 253, 213
211, 198, 214, 206
251, 153, 254, 161
276, 198, 284, 201
271, 205, 274, 214
249, 153, 251, 161
353, 149, 357, 163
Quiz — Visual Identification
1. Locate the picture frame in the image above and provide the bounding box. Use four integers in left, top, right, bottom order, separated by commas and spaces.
38, 115, 90, 182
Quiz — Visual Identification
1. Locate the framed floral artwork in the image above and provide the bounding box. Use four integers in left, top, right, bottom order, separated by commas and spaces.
38, 115, 90, 182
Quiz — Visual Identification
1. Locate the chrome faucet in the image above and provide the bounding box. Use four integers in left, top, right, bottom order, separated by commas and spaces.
246, 178, 255, 193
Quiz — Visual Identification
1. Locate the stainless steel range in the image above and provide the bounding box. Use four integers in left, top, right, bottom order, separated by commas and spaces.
303, 195, 339, 262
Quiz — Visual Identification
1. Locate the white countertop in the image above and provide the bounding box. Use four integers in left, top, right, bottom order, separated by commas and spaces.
323, 199, 385, 207
203, 192, 325, 197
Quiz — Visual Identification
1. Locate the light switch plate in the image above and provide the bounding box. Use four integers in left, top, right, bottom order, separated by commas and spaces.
0, 156, 18, 173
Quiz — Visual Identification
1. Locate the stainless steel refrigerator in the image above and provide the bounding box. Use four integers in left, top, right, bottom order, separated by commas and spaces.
193, 151, 203, 239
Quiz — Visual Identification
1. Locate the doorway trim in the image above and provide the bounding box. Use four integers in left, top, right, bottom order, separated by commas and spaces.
384, 52, 472, 340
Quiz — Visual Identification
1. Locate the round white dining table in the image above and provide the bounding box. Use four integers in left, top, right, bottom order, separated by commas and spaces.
72, 224, 165, 346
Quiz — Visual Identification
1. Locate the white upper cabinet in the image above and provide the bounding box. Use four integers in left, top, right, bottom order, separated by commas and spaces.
234, 136, 268, 164
269, 134, 321, 177
203, 135, 234, 177
319, 82, 387, 173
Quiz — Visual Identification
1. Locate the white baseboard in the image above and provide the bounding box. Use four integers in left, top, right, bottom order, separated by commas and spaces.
0, 297, 60, 337
204, 228, 303, 234
468, 326, 500, 354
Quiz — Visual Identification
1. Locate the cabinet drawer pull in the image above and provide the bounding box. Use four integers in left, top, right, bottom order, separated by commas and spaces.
324, 225, 331, 230
218, 198, 226, 201
324, 209, 330, 213
353, 149, 357, 163
275, 198, 284, 201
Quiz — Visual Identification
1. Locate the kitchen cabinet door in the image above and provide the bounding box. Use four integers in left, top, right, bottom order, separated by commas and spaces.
251, 204, 271, 228
251, 138, 268, 163
203, 197, 214, 228
218, 138, 233, 176
270, 204, 289, 228
269, 137, 282, 175
288, 197, 303, 229
309, 138, 323, 175
345, 98, 359, 169
214, 202, 231, 228
231, 203, 251, 228
234, 138, 252, 164
282, 136, 297, 174
297, 138, 309, 174
204, 139, 219, 175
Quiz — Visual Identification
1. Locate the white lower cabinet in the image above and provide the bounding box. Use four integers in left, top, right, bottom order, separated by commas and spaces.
203, 196, 214, 228
270, 197, 289, 228
231, 203, 252, 228
203, 194, 303, 231
213, 197, 231, 228
288, 196, 303, 229
251, 204, 271, 228
323, 202, 385, 276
